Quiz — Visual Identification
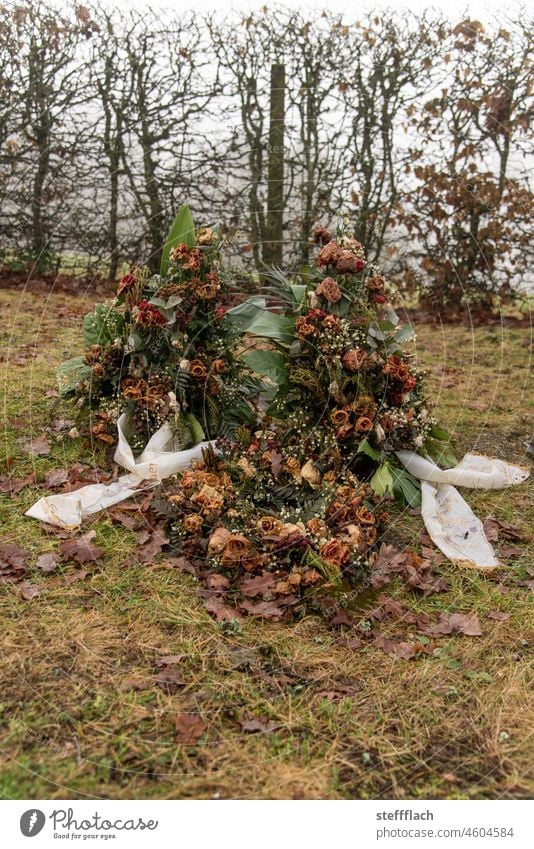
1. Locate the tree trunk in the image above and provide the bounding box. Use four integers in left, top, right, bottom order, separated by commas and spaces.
264, 62, 285, 267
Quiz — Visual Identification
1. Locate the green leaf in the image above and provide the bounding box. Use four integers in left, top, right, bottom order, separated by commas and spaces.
357, 438, 380, 461
425, 438, 458, 468
242, 350, 289, 388
395, 323, 415, 343
389, 465, 422, 508
83, 303, 123, 347
185, 412, 205, 444
430, 423, 451, 441
56, 356, 92, 395
160, 205, 195, 277
370, 463, 394, 496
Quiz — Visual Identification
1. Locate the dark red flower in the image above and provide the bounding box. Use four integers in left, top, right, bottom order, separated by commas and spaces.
136, 300, 167, 328
117, 273, 137, 296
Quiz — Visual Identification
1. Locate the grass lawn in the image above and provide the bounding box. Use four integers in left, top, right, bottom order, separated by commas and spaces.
0, 286, 532, 800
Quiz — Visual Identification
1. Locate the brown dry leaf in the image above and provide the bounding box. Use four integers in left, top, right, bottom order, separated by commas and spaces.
241, 715, 279, 734
36, 552, 59, 573
0, 473, 35, 497
155, 655, 185, 667
316, 683, 358, 701
329, 608, 355, 627
204, 596, 243, 622
175, 713, 206, 744
240, 571, 277, 597
164, 556, 195, 575
106, 507, 141, 531
21, 434, 51, 456
487, 610, 511, 622
155, 666, 185, 693
119, 676, 150, 692
205, 573, 230, 591
424, 612, 483, 637
137, 527, 169, 563
19, 581, 41, 601
64, 569, 89, 584
60, 530, 103, 564
44, 468, 69, 488
374, 634, 431, 660
240, 599, 285, 620
0, 540, 30, 580
483, 516, 500, 542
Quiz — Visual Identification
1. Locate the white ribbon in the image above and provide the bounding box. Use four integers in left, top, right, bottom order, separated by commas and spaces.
26, 413, 215, 529
26, 418, 529, 570
396, 450, 530, 569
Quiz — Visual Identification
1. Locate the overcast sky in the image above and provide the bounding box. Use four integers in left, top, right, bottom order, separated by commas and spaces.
113, 0, 526, 24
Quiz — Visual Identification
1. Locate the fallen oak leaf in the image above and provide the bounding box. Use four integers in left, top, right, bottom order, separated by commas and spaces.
60, 530, 103, 564
64, 569, 89, 584
137, 527, 169, 563
204, 596, 243, 622
36, 552, 59, 573
21, 434, 51, 456
374, 634, 432, 660
0, 540, 30, 579
422, 612, 483, 638
240, 599, 285, 620
155, 655, 185, 667
487, 610, 511, 622
119, 676, 150, 692
44, 468, 69, 488
175, 713, 206, 744
0, 473, 35, 497
18, 581, 41, 601
241, 715, 279, 734
155, 666, 185, 693
240, 571, 277, 597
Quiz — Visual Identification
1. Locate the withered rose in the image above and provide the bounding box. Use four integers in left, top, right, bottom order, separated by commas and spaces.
295, 317, 316, 337
336, 423, 353, 440
191, 483, 224, 511
197, 282, 219, 300
365, 274, 385, 292
354, 415, 374, 432
84, 345, 103, 364
196, 227, 215, 245
91, 363, 105, 379
363, 526, 378, 546
136, 300, 167, 328
323, 470, 337, 483
379, 413, 396, 434
211, 358, 226, 374
307, 517, 328, 537
316, 276, 342, 303
117, 273, 137, 296
355, 506, 375, 525
221, 534, 252, 565
402, 374, 417, 393
335, 250, 365, 274
184, 514, 203, 533
342, 524, 361, 546
182, 248, 202, 272
121, 378, 147, 401
208, 526, 231, 554
319, 539, 351, 567
301, 459, 322, 487
342, 347, 367, 371
283, 457, 302, 481
313, 225, 333, 245
237, 457, 256, 478
316, 240, 342, 267
322, 314, 340, 331
336, 485, 354, 501
257, 516, 284, 536
383, 355, 410, 382
190, 360, 207, 380
169, 243, 189, 262
241, 551, 262, 572
331, 409, 350, 427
